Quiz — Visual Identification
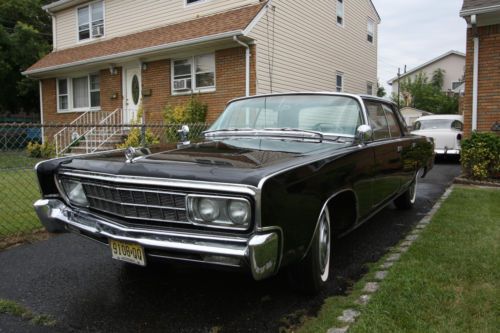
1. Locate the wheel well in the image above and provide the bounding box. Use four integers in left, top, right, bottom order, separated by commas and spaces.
327, 191, 357, 233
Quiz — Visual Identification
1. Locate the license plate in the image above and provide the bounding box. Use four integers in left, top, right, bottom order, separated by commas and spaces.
109, 239, 146, 266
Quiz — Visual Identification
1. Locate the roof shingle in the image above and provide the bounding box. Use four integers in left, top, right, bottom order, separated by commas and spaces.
461, 0, 500, 12
26, 3, 264, 74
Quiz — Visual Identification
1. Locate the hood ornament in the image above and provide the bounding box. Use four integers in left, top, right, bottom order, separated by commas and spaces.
125, 147, 136, 163
125, 147, 152, 163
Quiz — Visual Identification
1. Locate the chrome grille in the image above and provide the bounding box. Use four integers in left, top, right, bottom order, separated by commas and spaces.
81, 181, 188, 225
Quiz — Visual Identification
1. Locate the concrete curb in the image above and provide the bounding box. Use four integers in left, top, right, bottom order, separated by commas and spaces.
326, 185, 455, 333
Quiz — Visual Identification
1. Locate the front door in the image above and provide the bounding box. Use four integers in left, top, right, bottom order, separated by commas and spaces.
124, 66, 142, 124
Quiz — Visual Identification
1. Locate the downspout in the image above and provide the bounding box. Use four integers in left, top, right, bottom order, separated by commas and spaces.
39, 81, 44, 143
471, 14, 479, 131
234, 36, 251, 97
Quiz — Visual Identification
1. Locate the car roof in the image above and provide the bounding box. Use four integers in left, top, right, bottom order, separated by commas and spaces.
416, 114, 464, 121
226, 92, 396, 106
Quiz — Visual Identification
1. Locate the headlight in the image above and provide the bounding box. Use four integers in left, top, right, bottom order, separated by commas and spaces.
228, 200, 250, 225
61, 179, 88, 206
187, 195, 251, 230
198, 198, 220, 222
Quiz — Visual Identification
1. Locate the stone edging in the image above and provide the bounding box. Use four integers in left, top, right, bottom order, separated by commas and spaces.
454, 176, 500, 188
326, 185, 455, 333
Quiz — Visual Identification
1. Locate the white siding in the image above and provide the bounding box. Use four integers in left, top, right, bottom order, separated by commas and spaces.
248, 0, 379, 95
391, 54, 466, 93
54, 0, 260, 50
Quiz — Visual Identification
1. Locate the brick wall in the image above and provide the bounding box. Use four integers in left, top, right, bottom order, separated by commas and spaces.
100, 67, 123, 114
142, 46, 256, 123
463, 24, 500, 137
40, 45, 255, 131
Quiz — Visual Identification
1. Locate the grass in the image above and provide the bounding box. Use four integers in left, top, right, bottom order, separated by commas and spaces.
0, 299, 56, 327
0, 151, 44, 237
298, 186, 500, 333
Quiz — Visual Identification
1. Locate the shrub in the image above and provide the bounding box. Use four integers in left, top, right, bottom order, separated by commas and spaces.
117, 127, 159, 149
163, 95, 208, 142
26, 140, 56, 158
460, 132, 500, 180
117, 104, 160, 148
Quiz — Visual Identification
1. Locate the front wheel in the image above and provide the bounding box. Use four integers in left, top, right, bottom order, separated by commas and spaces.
394, 172, 419, 210
288, 207, 331, 295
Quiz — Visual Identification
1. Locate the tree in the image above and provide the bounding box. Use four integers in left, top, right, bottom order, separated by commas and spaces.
394, 69, 459, 114
376, 80, 386, 98
0, 0, 52, 115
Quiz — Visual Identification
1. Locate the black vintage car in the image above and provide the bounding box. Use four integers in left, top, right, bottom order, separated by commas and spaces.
34, 93, 434, 293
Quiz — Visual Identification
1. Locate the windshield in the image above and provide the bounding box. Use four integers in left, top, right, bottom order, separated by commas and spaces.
414, 119, 460, 130
209, 95, 363, 137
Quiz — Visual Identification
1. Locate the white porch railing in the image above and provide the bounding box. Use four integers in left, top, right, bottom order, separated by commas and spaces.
83, 108, 123, 154
54, 109, 122, 156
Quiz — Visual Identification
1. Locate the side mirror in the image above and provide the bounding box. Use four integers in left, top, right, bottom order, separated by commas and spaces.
356, 125, 373, 144
177, 125, 190, 148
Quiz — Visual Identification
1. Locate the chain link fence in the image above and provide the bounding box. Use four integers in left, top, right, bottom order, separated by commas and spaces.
0, 122, 209, 240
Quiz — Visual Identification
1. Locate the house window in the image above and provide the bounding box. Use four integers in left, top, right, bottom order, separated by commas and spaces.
337, 0, 344, 26
78, 1, 104, 42
336, 73, 343, 92
172, 53, 215, 94
57, 79, 69, 111
57, 74, 100, 112
367, 18, 375, 43
367, 82, 373, 95
452, 81, 462, 90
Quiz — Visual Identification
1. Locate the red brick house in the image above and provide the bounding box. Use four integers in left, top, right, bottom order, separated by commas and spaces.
25, 0, 380, 154
460, 0, 500, 136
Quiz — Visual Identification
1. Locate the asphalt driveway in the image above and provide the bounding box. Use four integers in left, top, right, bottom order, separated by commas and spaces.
0, 162, 461, 333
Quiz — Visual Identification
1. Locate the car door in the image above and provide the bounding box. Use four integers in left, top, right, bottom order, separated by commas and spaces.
384, 104, 415, 188
364, 101, 403, 208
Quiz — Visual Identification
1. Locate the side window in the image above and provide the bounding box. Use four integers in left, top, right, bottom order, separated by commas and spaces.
365, 102, 390, 140
452, 120, 463, 131
382, 105, 402, 137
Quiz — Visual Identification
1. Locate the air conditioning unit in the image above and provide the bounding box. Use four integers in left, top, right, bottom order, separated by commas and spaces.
93, 25, 104, 37
173, 78, 191, 91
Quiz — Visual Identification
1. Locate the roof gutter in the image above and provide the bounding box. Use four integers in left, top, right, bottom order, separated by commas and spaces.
23, 30, 243, 77
460, 4, 500, 17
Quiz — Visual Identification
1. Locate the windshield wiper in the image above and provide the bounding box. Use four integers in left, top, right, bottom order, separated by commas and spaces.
263, 128, 325, 142
203, 128, 256, 135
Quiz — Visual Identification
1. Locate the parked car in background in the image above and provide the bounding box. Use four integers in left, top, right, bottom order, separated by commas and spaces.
34, 93, 434, 294
411, 115, 464, 155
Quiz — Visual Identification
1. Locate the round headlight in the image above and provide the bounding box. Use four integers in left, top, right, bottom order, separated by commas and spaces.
228, 200, 250, 225
198, 198, 220, 222
62, 180, 88, 206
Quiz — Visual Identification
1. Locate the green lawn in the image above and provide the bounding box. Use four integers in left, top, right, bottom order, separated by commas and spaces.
299, 186, 500, 333
0, 152, 43, 237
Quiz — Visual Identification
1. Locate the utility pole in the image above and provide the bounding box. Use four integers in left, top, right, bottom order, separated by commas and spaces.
397, 68, 401, 110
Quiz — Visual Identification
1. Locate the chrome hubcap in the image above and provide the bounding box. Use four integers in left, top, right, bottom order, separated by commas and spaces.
318, 210, 331, 281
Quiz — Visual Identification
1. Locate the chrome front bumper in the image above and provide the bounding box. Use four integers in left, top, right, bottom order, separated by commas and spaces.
34, 199, 279, 281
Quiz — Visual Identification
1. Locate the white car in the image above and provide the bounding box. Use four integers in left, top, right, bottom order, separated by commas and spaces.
411, 115, 464, 155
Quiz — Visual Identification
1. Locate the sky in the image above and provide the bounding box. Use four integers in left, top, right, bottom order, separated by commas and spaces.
371, 0, 467, 94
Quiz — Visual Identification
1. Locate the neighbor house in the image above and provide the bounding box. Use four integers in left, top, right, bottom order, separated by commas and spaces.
388, 51, 466, 96
24, 0, 380, 154
460, 0, 500, 136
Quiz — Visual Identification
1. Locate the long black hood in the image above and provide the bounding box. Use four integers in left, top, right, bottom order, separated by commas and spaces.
57, 138, 353, 187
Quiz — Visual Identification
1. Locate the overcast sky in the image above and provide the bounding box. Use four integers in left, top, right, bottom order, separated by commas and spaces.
372, 0, 467, 94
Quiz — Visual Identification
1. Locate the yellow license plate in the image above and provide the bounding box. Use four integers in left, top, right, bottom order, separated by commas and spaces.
109, 239, 146, 266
